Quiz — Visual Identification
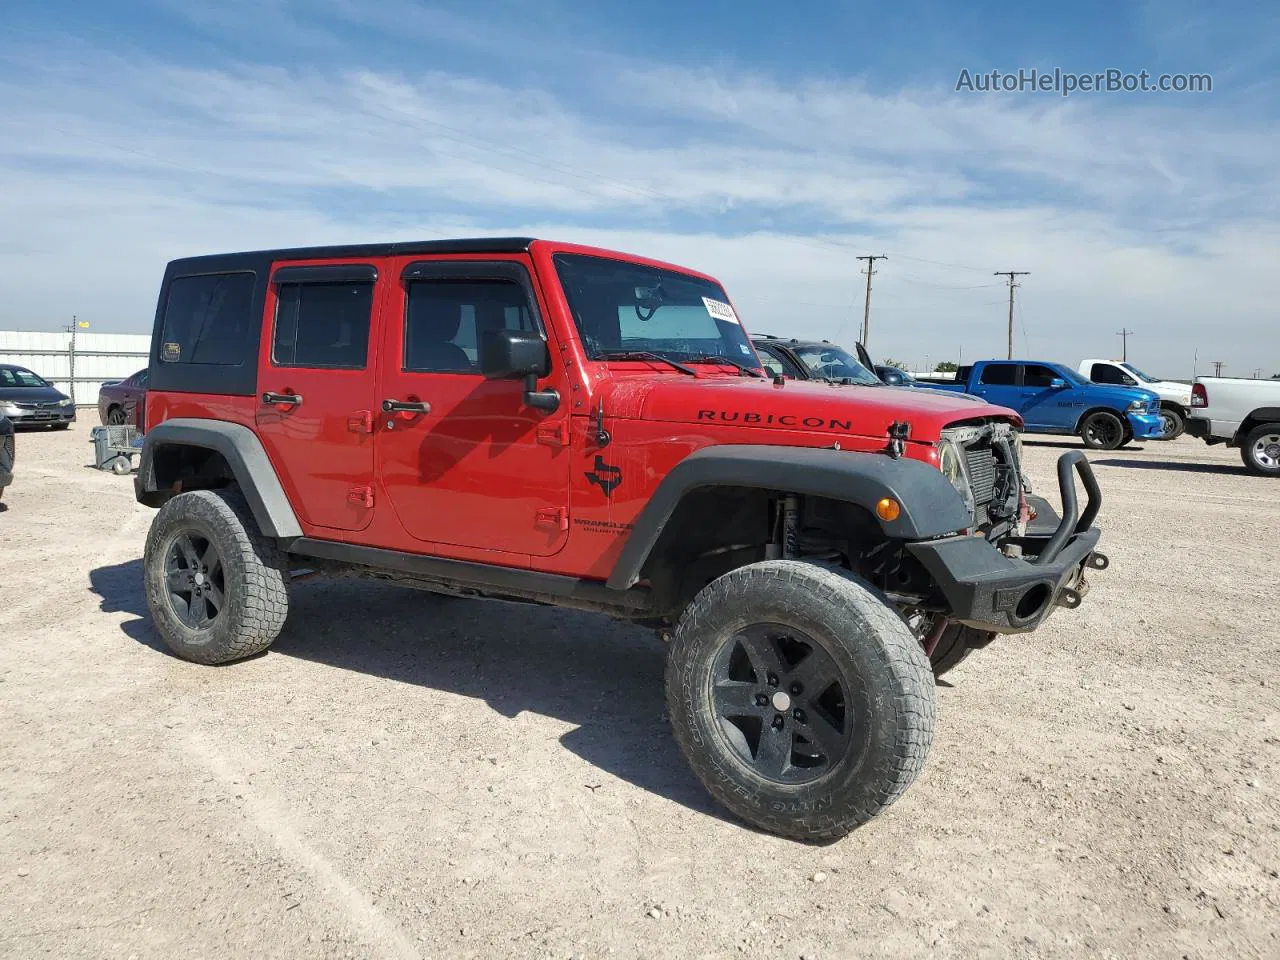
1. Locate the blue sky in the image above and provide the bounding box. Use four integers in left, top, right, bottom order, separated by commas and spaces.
2, 0, 1278, 374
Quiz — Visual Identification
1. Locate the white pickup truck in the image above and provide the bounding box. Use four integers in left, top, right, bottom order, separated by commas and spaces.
1078, 359, 1193, 439
1187, 377, 1280, 476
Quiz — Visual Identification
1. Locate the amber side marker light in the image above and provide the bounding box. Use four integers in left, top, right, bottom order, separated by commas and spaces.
876, 498, 901, 522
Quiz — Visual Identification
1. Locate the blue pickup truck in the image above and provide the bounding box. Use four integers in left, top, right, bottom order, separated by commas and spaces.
919, 360, 1164, 450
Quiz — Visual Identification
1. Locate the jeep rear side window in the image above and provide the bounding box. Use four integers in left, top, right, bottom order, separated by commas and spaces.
979, 363, 1018, 386
404, 279, 535, 373
160, 272, 256, 366
272, 282, 373, 369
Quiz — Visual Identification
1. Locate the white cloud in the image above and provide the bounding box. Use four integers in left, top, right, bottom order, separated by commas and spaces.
0, 18, 1277, 376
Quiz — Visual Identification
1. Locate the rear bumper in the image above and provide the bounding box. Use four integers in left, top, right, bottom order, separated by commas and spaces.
1126, 411, 1166, 440
1186, 415, 1234, 443
907, 451, 1106, 634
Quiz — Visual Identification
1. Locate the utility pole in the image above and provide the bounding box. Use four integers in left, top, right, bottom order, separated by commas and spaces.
1116, 328, 1134, 361
994, 271, 1030, 360
856, 255, 887, 345
1212, 360, 1225, 377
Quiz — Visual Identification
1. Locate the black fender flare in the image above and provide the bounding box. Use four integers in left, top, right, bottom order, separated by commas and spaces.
135, 418, 302, 539
606, 444, 970, 590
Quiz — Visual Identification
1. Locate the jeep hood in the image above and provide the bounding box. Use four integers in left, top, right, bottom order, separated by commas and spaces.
598, 375, 1019, 441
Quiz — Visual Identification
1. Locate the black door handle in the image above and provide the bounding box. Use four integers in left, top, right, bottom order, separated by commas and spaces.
381, 399, 431, 414
262, 392, 303, 406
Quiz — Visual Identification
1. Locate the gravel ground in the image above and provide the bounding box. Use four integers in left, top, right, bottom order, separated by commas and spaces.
1, 422, 1277, 960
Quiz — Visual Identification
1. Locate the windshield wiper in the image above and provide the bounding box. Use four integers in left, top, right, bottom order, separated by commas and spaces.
596, 351, 697, 376
689, 355, 764, 377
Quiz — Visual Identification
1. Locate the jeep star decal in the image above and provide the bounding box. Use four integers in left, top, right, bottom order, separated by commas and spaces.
585, 456, 623, 497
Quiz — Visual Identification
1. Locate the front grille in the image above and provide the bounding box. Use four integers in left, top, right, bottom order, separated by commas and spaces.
964, 445, 998, 505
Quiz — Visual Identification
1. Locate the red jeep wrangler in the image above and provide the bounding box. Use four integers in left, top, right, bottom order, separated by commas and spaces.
136, 237, 1106, 840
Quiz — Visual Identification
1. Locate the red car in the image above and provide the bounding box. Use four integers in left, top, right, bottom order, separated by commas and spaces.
133, 237, 1107, 840
98, 369, 148, 426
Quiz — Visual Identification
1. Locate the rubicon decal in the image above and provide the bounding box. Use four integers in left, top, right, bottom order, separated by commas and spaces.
585, 456, 623, 497
697, 410, 856, 431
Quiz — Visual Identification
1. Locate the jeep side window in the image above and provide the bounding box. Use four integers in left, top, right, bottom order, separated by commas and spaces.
272, 281, 373, 369
979, 363, 1018, 386
160, 272, 256, 366
404, 279, 534, 373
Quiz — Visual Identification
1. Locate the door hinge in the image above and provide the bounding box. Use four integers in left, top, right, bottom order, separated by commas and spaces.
535, 506, 569, 531
347, 484, 375, 508
347, 410, 375, 434
536, 421, 570, 448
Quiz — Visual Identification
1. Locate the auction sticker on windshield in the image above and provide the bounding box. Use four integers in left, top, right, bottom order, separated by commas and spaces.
702, 297, 739, 323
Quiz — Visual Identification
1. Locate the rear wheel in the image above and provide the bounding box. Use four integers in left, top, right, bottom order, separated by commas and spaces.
1241, 423, 1280, 477
144, 489, 290, 664
106, 406, 127, 425
1158, 406, 1185, 440
1080, 411, 1125, 450
665, 560, 936, 842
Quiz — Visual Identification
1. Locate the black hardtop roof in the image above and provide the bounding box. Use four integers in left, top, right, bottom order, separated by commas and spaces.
167, 237, 536, 271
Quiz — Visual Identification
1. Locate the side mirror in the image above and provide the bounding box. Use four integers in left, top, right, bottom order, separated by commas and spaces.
479, 329, 559, 411
1050, 377, 1066, 389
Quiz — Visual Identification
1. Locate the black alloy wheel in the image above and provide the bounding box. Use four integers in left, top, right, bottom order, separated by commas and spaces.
1081, 411, 1125, 450
164, 531, 226, 630
709, 623, 852, 784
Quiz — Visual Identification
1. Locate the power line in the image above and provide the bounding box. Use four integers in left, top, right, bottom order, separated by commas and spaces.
1116, 328, 1134, 361
856, 255, 887, 345
892, 253, 991, 273
994, 271, 1030, 360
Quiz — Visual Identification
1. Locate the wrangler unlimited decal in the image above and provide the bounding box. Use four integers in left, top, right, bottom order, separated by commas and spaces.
697, 410, 856, 431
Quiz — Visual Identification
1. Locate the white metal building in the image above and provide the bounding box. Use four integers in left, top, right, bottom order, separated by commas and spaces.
0, 330, 150, 406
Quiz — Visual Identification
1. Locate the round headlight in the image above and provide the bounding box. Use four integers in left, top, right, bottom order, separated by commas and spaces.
939, 441, 964, 487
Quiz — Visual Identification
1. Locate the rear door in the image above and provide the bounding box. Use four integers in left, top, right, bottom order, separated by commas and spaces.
970, 362, 1022, 408
254, 262, 381, 533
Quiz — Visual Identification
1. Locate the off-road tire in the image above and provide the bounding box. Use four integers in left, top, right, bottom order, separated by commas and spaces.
1080, 411, 1125, 450
1241, 422, 1280, 477
1159, 406, 1185, 441
665, 560, 936, 842
144, 489, 289, 664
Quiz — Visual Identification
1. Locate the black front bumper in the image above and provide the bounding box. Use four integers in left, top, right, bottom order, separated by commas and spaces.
907, 451, 1106, 633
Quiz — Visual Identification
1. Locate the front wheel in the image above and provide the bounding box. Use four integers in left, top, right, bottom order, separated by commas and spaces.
1241, 423, 1280, 477
1159, 407, 1185, 440
1080, 411, 1125, 450
665, 560, 936, 842
144, 489, 290, 664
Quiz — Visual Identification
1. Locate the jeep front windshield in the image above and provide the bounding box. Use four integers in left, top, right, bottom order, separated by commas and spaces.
553, 253, 759, 368
791, 345, 881, 385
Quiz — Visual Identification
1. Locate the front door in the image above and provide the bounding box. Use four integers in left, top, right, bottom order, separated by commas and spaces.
376, 258, 572, 557
255, 262, 381, 533
1019, 363, 1080, 430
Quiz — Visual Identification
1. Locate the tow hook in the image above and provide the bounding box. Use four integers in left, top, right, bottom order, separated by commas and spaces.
1086, 552, 1109, 571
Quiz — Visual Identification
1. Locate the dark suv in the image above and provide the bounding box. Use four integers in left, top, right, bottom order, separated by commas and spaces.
134, 237, 1107, 841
